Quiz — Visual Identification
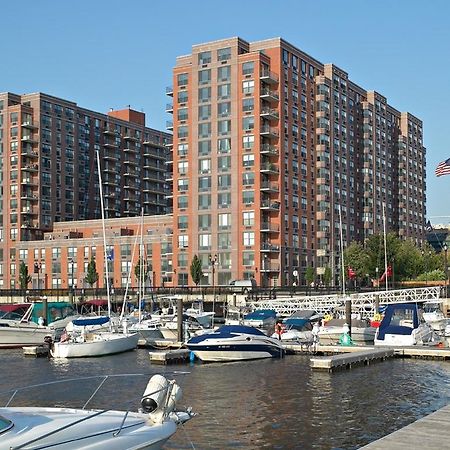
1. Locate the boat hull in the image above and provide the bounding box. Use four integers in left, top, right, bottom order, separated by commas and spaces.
51, 332, 139, 358
192, 347, 281, 362
0, 323, 52, 348
318, 327, 376, 345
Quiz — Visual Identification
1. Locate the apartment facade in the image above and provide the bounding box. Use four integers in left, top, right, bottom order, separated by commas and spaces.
0, 93, 171, 288
15, 215, 173, 290
167, 37, 426, 287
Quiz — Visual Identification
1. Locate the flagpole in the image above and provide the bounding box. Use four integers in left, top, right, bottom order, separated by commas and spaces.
383, 203, 388, 292
339, 204, 346, 297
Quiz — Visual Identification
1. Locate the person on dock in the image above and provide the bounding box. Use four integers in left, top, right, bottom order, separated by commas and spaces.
275, 321, 284, 340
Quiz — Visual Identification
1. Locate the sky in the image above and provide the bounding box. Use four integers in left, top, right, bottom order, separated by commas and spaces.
2, 0, 450, 222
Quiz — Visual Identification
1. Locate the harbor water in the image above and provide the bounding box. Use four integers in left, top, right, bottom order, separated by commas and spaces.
1, 349, 450, 449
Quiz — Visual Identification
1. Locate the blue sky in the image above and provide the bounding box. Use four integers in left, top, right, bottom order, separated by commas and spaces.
2, 0, 449, 221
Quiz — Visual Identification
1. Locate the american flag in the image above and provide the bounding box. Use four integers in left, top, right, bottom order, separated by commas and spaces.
435, 158, 450, 177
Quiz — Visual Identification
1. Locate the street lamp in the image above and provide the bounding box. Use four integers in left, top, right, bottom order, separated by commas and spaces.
375, 267, 379, 291
34, 262, 41, 290
209, 254, 218, 314
69, 258, 75, 293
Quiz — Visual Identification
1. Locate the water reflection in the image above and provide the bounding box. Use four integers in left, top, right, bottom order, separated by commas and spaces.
1, 350, 450, 449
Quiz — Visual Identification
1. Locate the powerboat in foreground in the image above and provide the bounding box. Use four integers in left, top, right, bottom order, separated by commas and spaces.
186, 325, 285, 362
422, 300, 447, 332
0, 373, 194, 449
374, 303, 437, 346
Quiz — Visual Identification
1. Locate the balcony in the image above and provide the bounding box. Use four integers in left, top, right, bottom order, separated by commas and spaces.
123, 146, 137, 153
20, 178, 37, 186
21, 164, 39, 172
260, 222, 280, 233
21, 135, 38, 144
260, 125, 279, 139
103, 126, 115, 135
103, 153, 118, 161
260, 200, 280, 210
260, 69, 279, 85
260, 243, 280, 253
21, 206, 38, 215
21, 121, 38, 129
103, 141, 118, 148
260, 108, 279, 120
166, 121, 173, 131
260, 88, 279, 102
259, 264, 280, 273
21, 192, 38, 201
260, 144, 279, 156
260, 181, 279, 192
260, 163, 279, 175
166, 103, 173, 113
166, 86, 174, 96
123, 134, 137, 141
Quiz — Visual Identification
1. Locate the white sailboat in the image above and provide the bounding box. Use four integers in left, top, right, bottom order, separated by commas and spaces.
52, 150, 138, 358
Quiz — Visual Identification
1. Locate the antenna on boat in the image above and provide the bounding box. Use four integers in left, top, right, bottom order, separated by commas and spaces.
338, 204, 346, 297
383, 202, 388, 292
95, 150, 112, 325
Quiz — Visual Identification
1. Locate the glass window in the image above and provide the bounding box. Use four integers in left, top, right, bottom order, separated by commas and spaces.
178, 143, 188, 157
198, 51, 211, 64
218, 102, 231, 117
177, 108, 188, 121
198, 69, 211, 85
218, 66, 231, 81
198, 140, 211, 155
198, 87, 211, 103
178, 161, 188, 175
218, 192, 231, 208
242, 172, 255, 185
198, 214, 211, 229
243, 211, 255, 227
243, 190, 254, 204
243, 231, 255, 246
243, 135, 254, 149
178, 91, 188, 103
199, 158, 211, 173
243, 116, 254, 131
218, 138, 231, 153
217, 47, 231, 61
198, 176, 211, 191
177, 73, 188, 86
198, 122, 211, 138
242, 80, 254, 94
177, 216, 188, 229
242, 154, 254, 167
218, 233, 231, 249
198, 104, 211, 120
242, 61, 254, 75
218, 155, 231, 171
198, 193, 211, 210
242, 251, 254, 266
178, 126, 188, 138
178, 196, 188, 208
243, 98, 254, 112
218, 213, 231, 229
218, 120, 231, 135
178, 235, 189, 248
218, 84, 231, 99
218, 174, 231, 189
198, 234, 211, 250
177, 179, 189, 191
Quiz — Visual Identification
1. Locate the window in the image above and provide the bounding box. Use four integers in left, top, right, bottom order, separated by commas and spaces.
198, 104, 211, 120
242, 80, 254, 94
217, 47, 231, 61
218, 66, 231, 81
177, 73, 188, 86
177, 179, 189, 191
177, 108, 188, 121
218, 138, 231, 153
178, 161, 188, 175
198, 214, 211, 229
198, 87, 211, 103
243, 116, 254, 131
282, 49, 289, 65
198, 51, 211, 64
198, 234, 211, 250
218, 155, 231, 171
218, 213, 231, 229
178, 126, 188, 138
178, 91, 188, 103
243, 135, 254, 149
218, 120, 231, 135
198, 176, 211, 191
242, 61, 254, 75
199, 158, 211, 173
178, 235, 189, 248
218, 192, 231, 207
242, 172, 255, 185
178, 195, 188, 209
198, 122, 211, 138
198, 69, 211, 85
178, 143, 188, 157
243, 211, 255, 226
198, 140, 211, 155
243, 98, 254, 112
243, 190, 254, 204
242, 154, 254, 167
218, 233, 231, 249
218, 84, 231, 99
218, 174, 231, 189
198, 193, 211, 210
218, 102, 231, 117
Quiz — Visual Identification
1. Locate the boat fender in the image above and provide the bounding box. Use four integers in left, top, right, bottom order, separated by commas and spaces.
141, 374, 169, 414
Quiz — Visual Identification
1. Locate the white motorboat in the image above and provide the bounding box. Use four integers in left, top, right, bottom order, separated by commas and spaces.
186, 324, 285, 362
271, 317, 314, 343
184, 300, 215, 328
422, 300, 447, 332
51, 317, 139, 358
129, 316, 164, 345
242, 309, 277, 334
0, 373, 194, 449
159, 314, 207, 341
0, 304, 53, 348
374, 303, 437, 346
318, 318, 376, 345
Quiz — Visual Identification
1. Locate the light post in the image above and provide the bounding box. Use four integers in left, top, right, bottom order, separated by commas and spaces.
375, 267, 379, 290
209, 254, 218, 314
34, 262, 41, 290
69, 258, 75, 303
444, 243, 448, 295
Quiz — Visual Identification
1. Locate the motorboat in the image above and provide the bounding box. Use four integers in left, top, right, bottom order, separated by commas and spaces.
0, 304, 53, 348
242, 309, 277, 334
0, 373, 194, 449
51, 315, 139, 358
422, 300, 447, 332
129, 316, 164, 345
374, 303, 437, 346
186, 325, 285, 362
184, 300, 215, 328
318, 318, 376, 345
224, 305, 250, 326
271, 317, 314, 343
159, 314, 207, 341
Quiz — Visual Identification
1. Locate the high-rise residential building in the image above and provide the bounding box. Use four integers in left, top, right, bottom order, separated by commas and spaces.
167, 37, 426, 287
0, 92, 171, 288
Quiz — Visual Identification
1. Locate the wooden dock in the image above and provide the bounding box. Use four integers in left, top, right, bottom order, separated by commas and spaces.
310, 348, 394, 372
362, 405, 450, 449
149, 349, 191, 365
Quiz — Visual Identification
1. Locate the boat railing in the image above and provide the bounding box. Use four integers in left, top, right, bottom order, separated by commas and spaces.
3, 372, 190, 449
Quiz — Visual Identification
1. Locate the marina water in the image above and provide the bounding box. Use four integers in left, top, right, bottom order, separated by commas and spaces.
1, 349, 450, 449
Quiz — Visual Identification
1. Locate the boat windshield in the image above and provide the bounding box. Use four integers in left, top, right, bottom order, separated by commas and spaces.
423, 303, 441, 314
0, 310, 24, 321
391, 308, 415, 328
0, 415, 13, 434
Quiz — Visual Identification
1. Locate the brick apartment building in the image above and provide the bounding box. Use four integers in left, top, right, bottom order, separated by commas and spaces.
167, 37, 426, 287
0, 93, 171, 288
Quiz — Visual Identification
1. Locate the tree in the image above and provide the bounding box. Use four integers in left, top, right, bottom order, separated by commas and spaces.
134, 257, 149, 285
190, 254, 203, 286
19, 261, 31, 289
344, 241, 369, 281
85, 257, 99, 287
323, 266, 332, 292
305, 266, 315, 294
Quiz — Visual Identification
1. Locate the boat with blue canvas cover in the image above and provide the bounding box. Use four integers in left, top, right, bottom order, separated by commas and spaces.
186, 325, 284, 362
242, 309, 277, 333
271, 317, 314, 342
374, 303, 437, 346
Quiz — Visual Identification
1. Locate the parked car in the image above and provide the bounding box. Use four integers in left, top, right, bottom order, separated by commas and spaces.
229, 279, 256, 294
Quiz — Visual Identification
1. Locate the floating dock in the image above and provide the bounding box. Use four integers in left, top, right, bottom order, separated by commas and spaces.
22, 346, 49, 357
149, 349, 191, 365
310, 348, 394, 372
362, 404, 450, 449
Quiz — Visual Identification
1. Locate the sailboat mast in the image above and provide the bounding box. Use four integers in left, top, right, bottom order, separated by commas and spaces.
383, 203, 388, 292
339, 204, 346, 297
138, 208, 144, 324
95, 150, 111, 321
